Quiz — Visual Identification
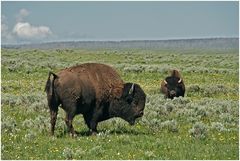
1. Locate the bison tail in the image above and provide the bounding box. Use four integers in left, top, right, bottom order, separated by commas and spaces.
45, 72, 58, 93
45, 72, 59, 111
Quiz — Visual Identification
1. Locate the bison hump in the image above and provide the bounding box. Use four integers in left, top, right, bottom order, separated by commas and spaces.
63, 63, 124, 100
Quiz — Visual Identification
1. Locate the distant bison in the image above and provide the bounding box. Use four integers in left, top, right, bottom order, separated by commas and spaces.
45, 63, 146, 136
160, 70, 185, 99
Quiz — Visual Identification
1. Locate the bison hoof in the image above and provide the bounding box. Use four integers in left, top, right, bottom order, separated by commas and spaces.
70, 133, 77, 138
90, 131, 98, 136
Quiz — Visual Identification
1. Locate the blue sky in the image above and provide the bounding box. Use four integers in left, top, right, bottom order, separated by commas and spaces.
1, 1, 239, 44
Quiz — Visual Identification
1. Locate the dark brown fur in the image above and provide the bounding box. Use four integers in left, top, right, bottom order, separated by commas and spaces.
45, 63, 146, 136
170, 69, 181, 78
160, 69, 185, 99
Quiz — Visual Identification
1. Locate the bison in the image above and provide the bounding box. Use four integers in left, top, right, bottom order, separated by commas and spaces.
160, 69, 185, 99
45, 63, 146, 136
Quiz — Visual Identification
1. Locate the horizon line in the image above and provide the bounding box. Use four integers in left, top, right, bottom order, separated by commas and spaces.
1, 36, 239, 46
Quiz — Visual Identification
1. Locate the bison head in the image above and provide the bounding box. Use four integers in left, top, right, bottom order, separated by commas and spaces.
162, 76, 185, 99
110, 83, 146, 125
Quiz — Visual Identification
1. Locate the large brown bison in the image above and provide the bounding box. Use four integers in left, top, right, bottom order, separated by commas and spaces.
45, 63, 146, 136
160, 69, 185, 99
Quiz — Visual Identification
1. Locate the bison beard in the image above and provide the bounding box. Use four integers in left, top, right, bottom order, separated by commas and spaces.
45, 63, 146, 137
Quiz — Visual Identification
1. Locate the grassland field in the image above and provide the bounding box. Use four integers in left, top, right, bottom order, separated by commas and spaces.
1, 48, 239, 159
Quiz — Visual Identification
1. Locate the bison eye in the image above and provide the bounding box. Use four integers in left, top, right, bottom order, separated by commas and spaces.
132, 101, 138, 106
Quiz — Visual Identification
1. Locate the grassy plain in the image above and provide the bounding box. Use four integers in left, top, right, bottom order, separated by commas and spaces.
1, 48, 239, 159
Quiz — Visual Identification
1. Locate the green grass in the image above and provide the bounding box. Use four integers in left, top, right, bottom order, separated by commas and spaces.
1, 48, 239, 160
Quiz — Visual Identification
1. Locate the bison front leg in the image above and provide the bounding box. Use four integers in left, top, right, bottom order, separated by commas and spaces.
89, 106, 104, 135
65, 114, 76, 137
83, 114, 98, 135
50, 109, 58, 136
89, 121, 98, 135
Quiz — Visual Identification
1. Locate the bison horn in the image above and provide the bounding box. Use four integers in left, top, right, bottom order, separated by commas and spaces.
178, 78, 182, 83
129, 83, 135, 95
164, 80, 168, 84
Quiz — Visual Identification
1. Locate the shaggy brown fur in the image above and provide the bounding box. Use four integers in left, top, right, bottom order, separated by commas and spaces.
58, 63, 124, 100
170, 69, 181, 78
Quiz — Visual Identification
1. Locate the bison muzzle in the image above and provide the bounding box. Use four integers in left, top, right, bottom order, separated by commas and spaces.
45, 63, 146, 136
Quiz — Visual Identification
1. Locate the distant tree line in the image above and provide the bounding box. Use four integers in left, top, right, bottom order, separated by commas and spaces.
1, 38, 238, 50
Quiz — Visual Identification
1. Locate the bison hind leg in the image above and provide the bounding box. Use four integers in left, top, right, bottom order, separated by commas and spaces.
50, 109, 58, 136
64, 113, 76, 137
61, 102, 77, 137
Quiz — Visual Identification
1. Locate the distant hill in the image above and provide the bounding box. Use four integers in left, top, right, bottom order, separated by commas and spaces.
1, 38, 238, 50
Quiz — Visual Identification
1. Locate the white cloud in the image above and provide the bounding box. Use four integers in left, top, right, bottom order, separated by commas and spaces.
2, 14, 8, 35
1, 15, 15, 43
2, 23, 10, 38
13, 22, 52, 39
2, 9, 54, 43
16, 8, 29, 22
